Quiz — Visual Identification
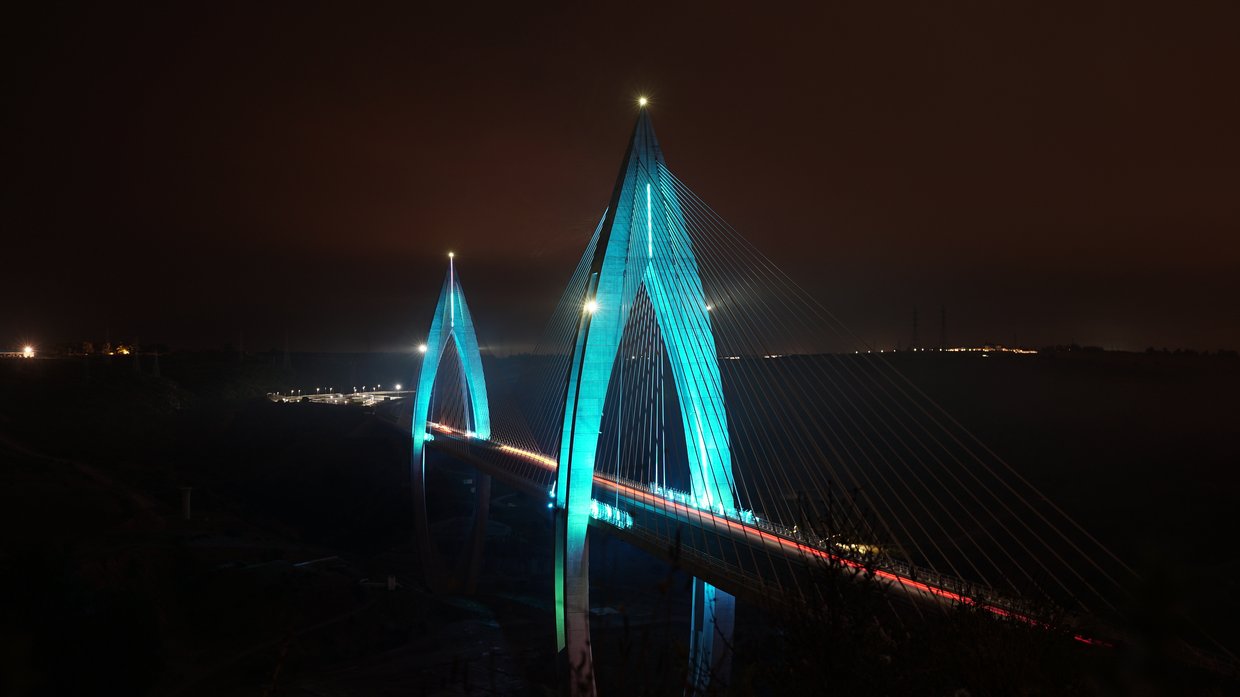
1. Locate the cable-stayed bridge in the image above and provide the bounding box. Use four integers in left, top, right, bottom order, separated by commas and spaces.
383, 104, 1235, 694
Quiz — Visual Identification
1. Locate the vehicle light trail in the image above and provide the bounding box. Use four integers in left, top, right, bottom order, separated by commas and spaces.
437, 431, 1106, 646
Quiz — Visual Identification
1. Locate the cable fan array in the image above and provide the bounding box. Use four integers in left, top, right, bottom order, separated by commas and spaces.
449, 161, 1231, 665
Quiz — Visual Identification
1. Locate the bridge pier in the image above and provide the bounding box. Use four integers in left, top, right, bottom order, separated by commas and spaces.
411, 448, 493, 593
458, 471, 491, 593
689, 579, 735, 694
555, 507, 597, 696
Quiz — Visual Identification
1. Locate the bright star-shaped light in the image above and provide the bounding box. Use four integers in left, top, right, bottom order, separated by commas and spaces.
418, 344, 428, 353
638, 96, 648, 107
584, 300, 599, 314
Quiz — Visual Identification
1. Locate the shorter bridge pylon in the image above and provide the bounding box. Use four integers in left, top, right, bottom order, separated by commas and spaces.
410, 253, 493, 592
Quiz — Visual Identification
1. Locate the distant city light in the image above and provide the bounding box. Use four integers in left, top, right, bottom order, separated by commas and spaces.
395, 383, 402, 390
22, 345, 34, 358
418, 343, 428, 353
448, 251, 455, 258
943, 345, 1038, 355
584, 299, 599, 314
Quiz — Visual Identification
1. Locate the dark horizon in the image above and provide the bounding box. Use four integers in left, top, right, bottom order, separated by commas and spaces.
6, 3, 1239, 353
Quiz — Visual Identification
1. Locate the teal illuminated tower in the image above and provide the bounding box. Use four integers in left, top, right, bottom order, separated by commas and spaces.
410, 254, 492, 590
555, 103, 737, 693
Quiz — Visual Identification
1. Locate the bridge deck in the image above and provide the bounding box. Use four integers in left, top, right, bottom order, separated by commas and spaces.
425, 428, 1089, 638
366, 396, 1101, 642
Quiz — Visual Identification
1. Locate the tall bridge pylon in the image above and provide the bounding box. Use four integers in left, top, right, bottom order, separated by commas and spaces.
555, 106, 737, 694
410, 254, 493, 592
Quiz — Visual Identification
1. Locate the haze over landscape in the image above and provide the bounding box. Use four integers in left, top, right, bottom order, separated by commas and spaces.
6, 3, 1239, 354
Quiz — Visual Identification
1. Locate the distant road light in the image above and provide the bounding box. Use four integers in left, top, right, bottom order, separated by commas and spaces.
418, 343, 428, 353
395, 383, 402, 390
22, 346, 34, 358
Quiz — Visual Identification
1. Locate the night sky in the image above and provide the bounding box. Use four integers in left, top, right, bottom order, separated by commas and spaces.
6, 3, 1238, 354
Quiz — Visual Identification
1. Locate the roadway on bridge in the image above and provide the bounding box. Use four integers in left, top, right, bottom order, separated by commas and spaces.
412, 420, 1091, 641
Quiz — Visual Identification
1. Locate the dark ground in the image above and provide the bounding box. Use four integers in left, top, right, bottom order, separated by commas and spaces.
1, 349, 1237, 695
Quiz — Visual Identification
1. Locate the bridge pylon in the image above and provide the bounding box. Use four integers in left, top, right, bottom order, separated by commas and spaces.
555, 105, 737, 695
410, 254, 493, 593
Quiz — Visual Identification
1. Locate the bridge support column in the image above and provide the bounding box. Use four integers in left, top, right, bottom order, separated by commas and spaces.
555, 516, 596, 696
411, 449, 493, 593
458, 471, 492, 594
689, 578, 735, 694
